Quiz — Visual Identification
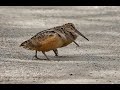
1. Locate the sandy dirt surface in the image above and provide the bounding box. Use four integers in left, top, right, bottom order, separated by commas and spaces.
0, 6, 120, 84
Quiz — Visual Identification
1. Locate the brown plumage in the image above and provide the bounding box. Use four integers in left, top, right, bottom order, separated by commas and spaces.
20, 23, 89, 60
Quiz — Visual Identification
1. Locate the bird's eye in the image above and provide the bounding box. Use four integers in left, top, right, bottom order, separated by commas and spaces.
61, 27, 63, 29
70, 25, 75, 29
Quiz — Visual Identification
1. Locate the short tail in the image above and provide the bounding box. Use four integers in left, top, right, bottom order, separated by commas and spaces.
20, 40, 34, 50
20, 40, 28, 47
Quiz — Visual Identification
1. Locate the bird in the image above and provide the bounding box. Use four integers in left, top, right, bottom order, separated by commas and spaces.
20, 23, 89, 60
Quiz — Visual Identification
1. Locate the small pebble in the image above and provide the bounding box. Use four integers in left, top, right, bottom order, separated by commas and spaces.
69, 74, 73, 76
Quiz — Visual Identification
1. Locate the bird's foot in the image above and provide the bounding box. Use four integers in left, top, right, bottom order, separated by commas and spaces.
32, 56, 50, 60
32, 55, 41, 60
54, 55, 64, 58
54, 54, 59, 57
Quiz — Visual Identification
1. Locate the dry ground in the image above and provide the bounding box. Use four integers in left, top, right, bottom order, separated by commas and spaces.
0, 6, 120, 84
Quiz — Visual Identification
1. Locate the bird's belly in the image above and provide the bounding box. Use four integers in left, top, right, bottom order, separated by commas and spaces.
37, 34, 63, 52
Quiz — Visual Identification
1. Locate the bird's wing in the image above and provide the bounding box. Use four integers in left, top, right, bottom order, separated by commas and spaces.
30, 30, 56, 46
28, 30, 64, 51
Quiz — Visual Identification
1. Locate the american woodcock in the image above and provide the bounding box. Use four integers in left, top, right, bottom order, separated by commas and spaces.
20, 23, 89, 60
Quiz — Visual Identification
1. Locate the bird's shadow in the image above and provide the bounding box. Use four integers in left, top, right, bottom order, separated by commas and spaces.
0, 49, 117, 62
25, 54, 116, 62
17, 54, 85, 61
0, 52, 117, 62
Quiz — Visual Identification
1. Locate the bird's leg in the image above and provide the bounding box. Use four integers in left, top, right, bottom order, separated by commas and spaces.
35, 50, 37, 57
32, 50, 40, 59
42, 51, 49, 60
53, 49, 58, 56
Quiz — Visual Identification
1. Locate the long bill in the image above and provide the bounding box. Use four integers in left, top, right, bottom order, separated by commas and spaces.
75, 29, 89, 41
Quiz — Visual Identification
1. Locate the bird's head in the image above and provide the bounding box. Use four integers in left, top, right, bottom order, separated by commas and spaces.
64, 23, 89, 41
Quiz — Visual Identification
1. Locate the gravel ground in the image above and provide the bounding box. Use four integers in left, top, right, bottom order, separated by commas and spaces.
0, 6, 120, 84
